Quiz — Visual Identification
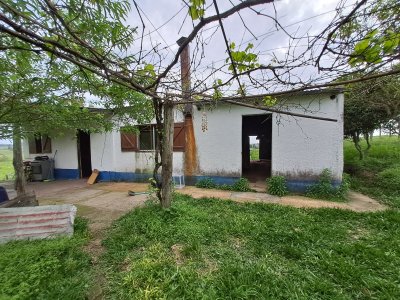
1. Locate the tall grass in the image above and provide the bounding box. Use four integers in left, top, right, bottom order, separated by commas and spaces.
344, 136, 400, 208
0, 218, 92, 299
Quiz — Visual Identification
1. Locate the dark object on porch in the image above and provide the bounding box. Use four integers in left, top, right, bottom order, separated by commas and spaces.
128, 190, 150, 196
0, 187, 9, 203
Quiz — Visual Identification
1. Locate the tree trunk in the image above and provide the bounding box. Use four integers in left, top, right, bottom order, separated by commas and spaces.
352, 132, 364, 160
363, 131, 371, 156
152, 98, 163, 202
12, 127, 26, 195
160, 100, 174, 208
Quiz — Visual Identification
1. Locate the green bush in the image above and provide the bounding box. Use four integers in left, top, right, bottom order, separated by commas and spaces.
306, 169, 349, 201
376, 167, 400, 192
195, 177, 217, 189
231, 178, 252, 192
196, 177, 252, 192
267, 176, 289, 196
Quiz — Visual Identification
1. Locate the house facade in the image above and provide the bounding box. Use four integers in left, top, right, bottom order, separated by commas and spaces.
22, 89, 344, 192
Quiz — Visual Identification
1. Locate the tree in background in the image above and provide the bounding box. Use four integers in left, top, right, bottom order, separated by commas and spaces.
0, 42, 152, 196
344, 71, 400, 160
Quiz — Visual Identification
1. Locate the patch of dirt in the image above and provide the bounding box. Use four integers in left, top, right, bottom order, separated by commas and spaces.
171, 244, 185, 266
348, 227, 370, 241
198, 258, 218, 276
358, 170, 376, 180
230, 237, 243, 250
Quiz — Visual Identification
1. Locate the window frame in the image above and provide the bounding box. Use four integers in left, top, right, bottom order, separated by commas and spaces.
120, 123, 185, 152
28, 134, 52, 154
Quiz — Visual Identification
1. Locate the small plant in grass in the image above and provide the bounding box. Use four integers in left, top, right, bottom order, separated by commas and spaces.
267, 176, 289, 196
195, 177, 217, 189
306, 169, 349, 201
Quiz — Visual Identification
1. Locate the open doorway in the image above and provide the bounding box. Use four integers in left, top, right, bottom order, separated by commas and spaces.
242, 115, 272, 183
77, 130, 92, 178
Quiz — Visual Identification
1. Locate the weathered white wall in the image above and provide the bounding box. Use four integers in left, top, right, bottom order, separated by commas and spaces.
90, 130, 184, 174
191, 92, 344, 180
22, 132, 78, 169
271, 94, 344, 181
21, 92, 343, 182
90, 112, 186, 174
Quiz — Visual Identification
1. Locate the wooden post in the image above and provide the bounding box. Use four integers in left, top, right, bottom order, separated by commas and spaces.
12, 127, 26, 195
161, 99, 174, 208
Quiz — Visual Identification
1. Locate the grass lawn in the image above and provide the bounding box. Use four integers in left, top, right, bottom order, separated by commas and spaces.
0, 148, 14, 181
344, 136, 400, 208
101, 195, 400, 299
0, 218, 92, 299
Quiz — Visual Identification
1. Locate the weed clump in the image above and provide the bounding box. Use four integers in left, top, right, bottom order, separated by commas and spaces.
196, 177, 252, 192
195, 177, 217, 189
306, 169, 349, 201
267, 176, 289, 196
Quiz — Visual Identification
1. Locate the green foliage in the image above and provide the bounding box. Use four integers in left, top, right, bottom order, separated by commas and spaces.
231, 178, 252, 192
350, 29, 400, 66
263, 96, 278, 107
212, 79, 223, 100
188, 0, 205, 20
196, 177, 252, 192
337, 0, 400, 67
195, 177, 217, 189
343, 71, 400, 159
0, 218, 92, 299
102, 194, 400, 299
344, 136, 400, 208
267, 176, 289, 196
0, 0, 154, 140
306, 169, 349, 201
250, 148, 259, 160
227, 42, 260, 73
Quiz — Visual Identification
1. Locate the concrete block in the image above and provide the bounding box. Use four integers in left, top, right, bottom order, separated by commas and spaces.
0, 204, 77, 244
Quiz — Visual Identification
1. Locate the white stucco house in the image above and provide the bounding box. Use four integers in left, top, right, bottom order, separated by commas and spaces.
22, 88, 344, 192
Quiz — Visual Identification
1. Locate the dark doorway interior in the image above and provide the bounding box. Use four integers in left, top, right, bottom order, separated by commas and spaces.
242, 115, 272, 182
77, 130, 92, 178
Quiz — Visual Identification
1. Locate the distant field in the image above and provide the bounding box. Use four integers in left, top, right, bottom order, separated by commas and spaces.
250, 148, 259, 161
0, 149, 14, 181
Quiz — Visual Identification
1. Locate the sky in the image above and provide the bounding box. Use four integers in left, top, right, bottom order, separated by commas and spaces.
124, 0, 357, 95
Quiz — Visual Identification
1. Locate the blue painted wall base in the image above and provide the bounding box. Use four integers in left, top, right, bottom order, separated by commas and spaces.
97, 171, 152, 183
54, 169, 80, 180
286, 179, 341, 193
96, 171, 240, 186
53, 169, 341, 194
